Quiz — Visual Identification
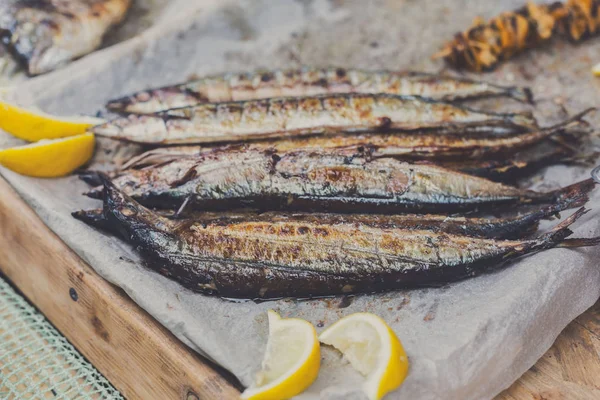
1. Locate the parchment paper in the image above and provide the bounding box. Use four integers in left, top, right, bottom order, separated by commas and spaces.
1, 1, 599, 399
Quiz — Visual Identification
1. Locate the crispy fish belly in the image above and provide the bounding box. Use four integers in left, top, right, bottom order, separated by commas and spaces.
0, 0, 132, 75
74, 187, 588, 240
105, 67, 533, 114
92, 181, 599, 299
84, 149, 596, 213
92, 93, 538, 144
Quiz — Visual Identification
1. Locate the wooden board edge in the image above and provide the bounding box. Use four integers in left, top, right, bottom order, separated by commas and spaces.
0, 176, 240, 400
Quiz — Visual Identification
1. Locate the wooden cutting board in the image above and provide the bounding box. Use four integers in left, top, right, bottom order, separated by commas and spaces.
0, 175, 598, 399
0, 177, 240, 400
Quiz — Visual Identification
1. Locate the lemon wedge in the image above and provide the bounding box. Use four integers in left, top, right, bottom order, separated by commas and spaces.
0, 100, 104, 142
319, 313, 409, 400
241, 310, 320, 400
593, 63, 600, 77
0, 133, 95, 177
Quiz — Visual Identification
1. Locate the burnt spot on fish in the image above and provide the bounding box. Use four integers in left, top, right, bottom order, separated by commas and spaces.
169, 167, 198, 188
378, 116, 392, 129
261, 72, 274, 82
335, 68, 347, 78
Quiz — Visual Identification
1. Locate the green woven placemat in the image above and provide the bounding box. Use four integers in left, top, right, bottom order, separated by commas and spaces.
0, 274, 123, 399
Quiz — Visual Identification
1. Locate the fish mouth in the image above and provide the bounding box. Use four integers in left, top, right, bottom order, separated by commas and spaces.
91, 120, 125, 137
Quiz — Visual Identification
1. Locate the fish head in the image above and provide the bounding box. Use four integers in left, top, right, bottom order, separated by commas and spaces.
3, 6, 65, 75
92, 114, 169, 144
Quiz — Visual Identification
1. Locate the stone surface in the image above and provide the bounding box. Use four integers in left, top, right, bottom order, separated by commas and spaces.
1, 1, 599, 399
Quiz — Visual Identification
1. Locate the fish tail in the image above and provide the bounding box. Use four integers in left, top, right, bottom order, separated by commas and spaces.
534, 207, 589, 250
546, 108, 596, 135
548, 177, 596, 206
508, 111, 539, 131
558, 237, 600, 248
508, 86, 534, 104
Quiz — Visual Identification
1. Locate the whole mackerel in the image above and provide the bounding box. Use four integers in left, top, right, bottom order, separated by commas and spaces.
105, 67, 533, 114
92, 93, 538, 145
84, 149, 596, 214
94, 180, 600, 299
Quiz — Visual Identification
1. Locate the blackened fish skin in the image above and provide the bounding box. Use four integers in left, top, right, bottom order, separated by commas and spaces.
73, 185, 587, 240
84, 148, 596, 214
105, 67, 533, 114
93, 93, 538, 145
93, 179, 599, 299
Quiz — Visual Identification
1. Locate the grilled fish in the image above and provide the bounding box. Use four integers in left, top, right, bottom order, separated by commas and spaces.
111, 111, 592, 182
74, 185, 588, 240
0, 0, 132, 75
212, 110, 589, 160
83, 148, 596, 214
91, 180, 600, 299
105, 67, 533, 114
92, 93, 538, 145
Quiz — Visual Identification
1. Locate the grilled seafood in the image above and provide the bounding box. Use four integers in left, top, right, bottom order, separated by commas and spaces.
85, 179, 600, 299
74, 185, 587, 240
83, 148, 596, 214
105, 67, 533, 114
110, 111, 593, 182
0, 0, 132, 75
434, 0, 600, 71
92, 93, 538, 145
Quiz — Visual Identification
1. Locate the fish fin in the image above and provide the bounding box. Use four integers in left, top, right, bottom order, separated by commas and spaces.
549, 178, 596, 206
558, 237, 600, 248
173, 196, 193, 219
509, 86, 534, 104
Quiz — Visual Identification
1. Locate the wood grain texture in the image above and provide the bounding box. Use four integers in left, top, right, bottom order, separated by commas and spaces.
497, 300, 600, 400
0, 177, 240, 400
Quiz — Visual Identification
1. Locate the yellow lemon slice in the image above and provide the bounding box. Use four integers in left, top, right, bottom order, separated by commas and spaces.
0, 100, 104, 142
319, 313, 409, 400
0, 133, 95, 177
593, 63, 600, 77
241, 310, 320, 400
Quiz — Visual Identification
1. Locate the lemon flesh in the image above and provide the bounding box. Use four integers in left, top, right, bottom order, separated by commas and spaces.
0, 100, 104, 142
319, 312, 409, 400
593, 63, 600, 77
241, 310, 320, 400
0, 133, 95, 177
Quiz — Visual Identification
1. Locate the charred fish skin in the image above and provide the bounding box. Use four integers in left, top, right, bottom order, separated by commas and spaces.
84, 149, 596, 214
0, 0, 131, 75
73, 185, 588, 241
105, 67, 534, 114
98, 179, 598, 299
92, 93, 538, 145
